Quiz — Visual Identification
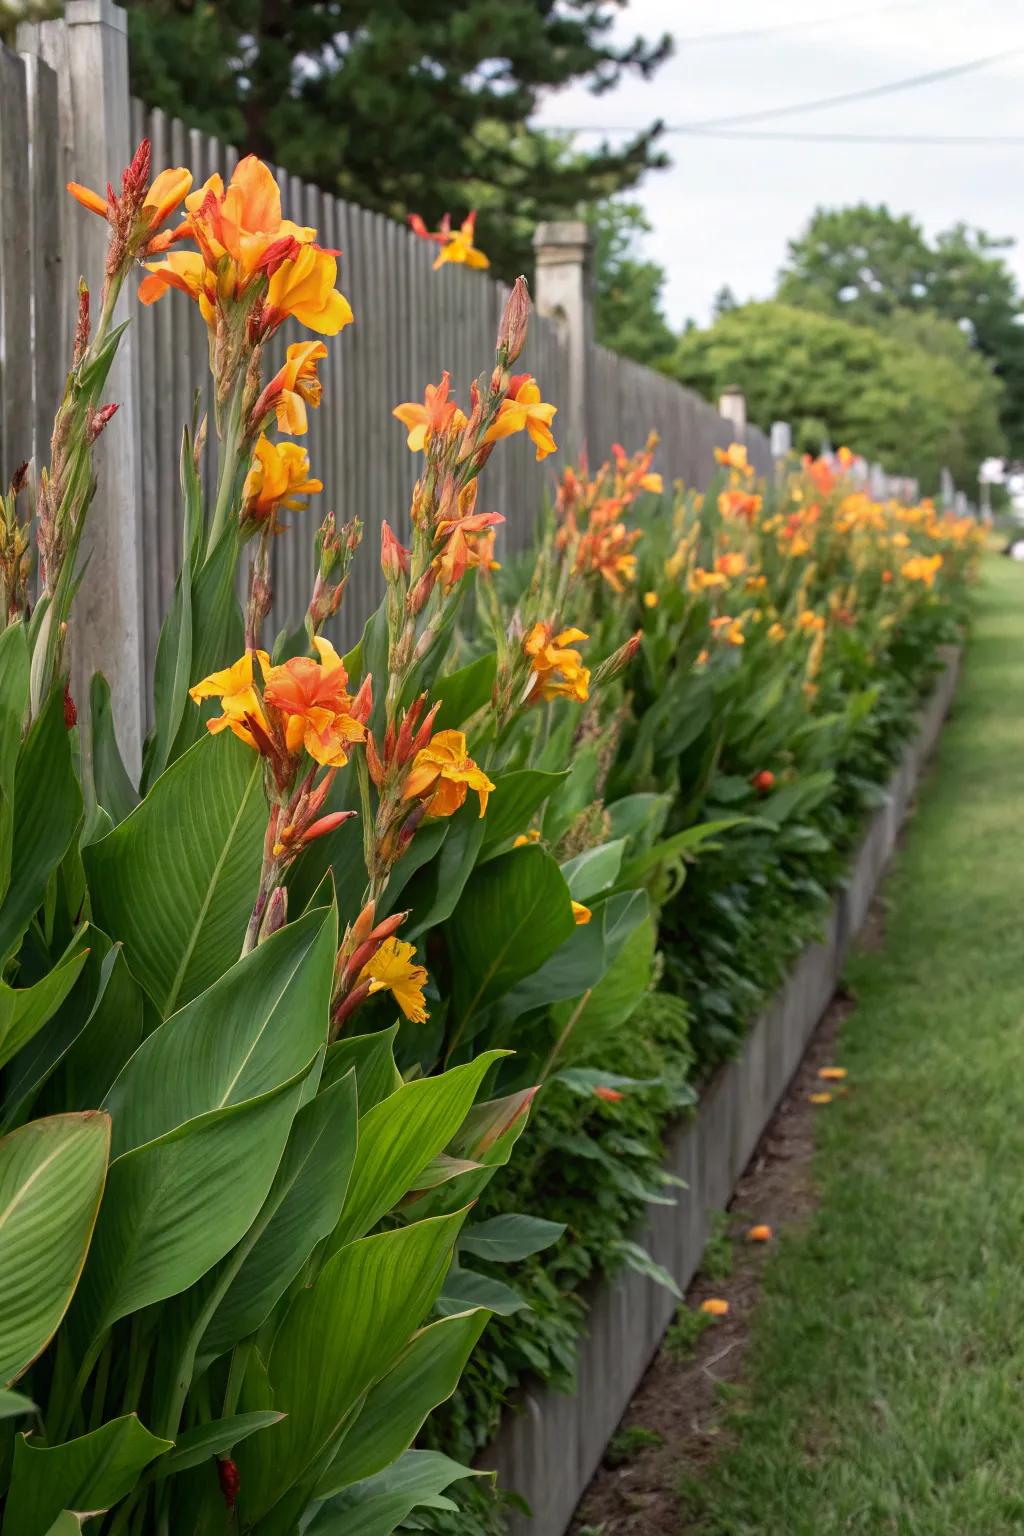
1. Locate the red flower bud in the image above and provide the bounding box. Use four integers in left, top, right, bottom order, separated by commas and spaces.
217, 1458, 240, 1510
752, 770, 775, 793
497, 275, 530, 364
303, 810, 355, 844
593, 1085, 624, 1103
380, 520, 410, 583
63, 684, 77, 730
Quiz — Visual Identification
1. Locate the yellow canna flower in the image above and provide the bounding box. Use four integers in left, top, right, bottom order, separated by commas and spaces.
818, 1066, 847, 1081
264, 242, 354, 335
255, 341, 328, 435
484, 374, 557, 461
358, 937, 429, 1023
700, 1298, 729, 1317
408, 210, 490, 270
767, 622, 786, 643
643, 590, 659, 609
808, 1091, 833, 1105
513, 829, 542, 848
523, 622, 590, 704
715, 442, 749, 473
402, 729, 495, 818
242, 436, 322, 531
571, 901, 592, 926
393, 373, 468, 452
189, 650, 270, 749
900, 554, 942, 587
689, 568, 728, 593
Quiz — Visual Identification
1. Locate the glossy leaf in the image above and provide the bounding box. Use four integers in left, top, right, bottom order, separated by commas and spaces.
85, 673, 139, 826
560, 839, 626, 900
84, 732, 264, 1016
317, 1310, 489, 1496
200, 1071, 358, 1358
447, 846, 575, 1040
0, 623, 29, 906
326, 1052, 504, 1254
0, 687, 83, 966
0, 1113, 109, 1385
0, 1388, 34, 1419
0, 949, 89, 1072
435, 1267, 525, 1317
402, 797, 488, 940
2, 1413, 171, 1536
157, 1410, 284, 1476
305, 1450, 482, 1536
429, 651, 496, 732
237, 1210, 468, 1524
458, 1213, 564, 1264
105, 906, 336, 1156
614, 816, 747, 888
320, 1024, 401, 1112
69, 1076, 304, 1345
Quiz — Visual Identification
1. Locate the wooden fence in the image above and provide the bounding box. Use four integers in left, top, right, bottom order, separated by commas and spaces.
2, 3, 912, 774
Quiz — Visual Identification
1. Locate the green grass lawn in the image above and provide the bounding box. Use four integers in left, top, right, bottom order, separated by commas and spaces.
679, 555, 1024, 1536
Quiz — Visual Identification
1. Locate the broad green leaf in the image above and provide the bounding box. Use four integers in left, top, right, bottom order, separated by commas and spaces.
0, 686, 83, 966
479, 768, 568, 851
69, 1075, 304, 1345
48, 944, 145, 1113
321, 1025, 401, 1112
237, 1210, 468, 1524
200, 1072, 358, 1358
0, 623, 29, 906
410, 1084, 538, 1219
0, 1112, 109, 1385
605, 791, 671, 853
402, 797, 488, 941
458, 1213, 565, 1264
429, 651, 496, 732
447, 846, 575, 1040
541, 742, 599, 845
560, 839, 627, 900
492, 889, 648, 1026
327, 1052, 504, 1254
84, 673, 138, 826
157, 1411, 284, 1476
105, 906, 336, 1156
550, 909, 656, 1057
0, 1388, 34, 1418
317, 1311, 489, 1496
3, 1413, 171, 1536
609, 1238, 682, 1298
84, 731, 264, 1016
305, 1450, 483, 1536
756, 770, 836, 826
0, 949, 89, 1072
614, 816, 747, 889
435, 1267, 525, 1317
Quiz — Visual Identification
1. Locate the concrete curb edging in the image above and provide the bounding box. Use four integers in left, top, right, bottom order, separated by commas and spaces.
484, 645, 962, 1536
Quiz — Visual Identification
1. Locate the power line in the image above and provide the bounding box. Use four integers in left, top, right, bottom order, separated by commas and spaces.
691, 128, 1024, 145
543, 46, 1024, 137
672, 0, 936, 48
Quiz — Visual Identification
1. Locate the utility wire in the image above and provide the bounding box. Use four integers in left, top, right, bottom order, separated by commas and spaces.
544, 46, 1024, 136
690, 128, 1024, 144
672, 0, 937, 48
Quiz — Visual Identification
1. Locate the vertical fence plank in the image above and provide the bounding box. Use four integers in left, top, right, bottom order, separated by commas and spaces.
24, 52, 64, 475
0, 47, 34, 479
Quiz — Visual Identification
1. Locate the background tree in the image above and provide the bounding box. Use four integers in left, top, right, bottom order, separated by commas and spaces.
589, 199, 675, 367
672, 301, 1005, 493
777, 204, 1024, 457
125, 0, 672, 280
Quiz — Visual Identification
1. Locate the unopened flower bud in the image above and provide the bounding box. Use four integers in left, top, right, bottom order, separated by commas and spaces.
591, 630, 642, 689
258, 887, 288, 943
380, 520, 410, 583
303, 810, 356, 844
497, 275, 530, 364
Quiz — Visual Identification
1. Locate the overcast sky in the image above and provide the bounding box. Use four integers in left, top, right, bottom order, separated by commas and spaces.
531, 0, 1024, 327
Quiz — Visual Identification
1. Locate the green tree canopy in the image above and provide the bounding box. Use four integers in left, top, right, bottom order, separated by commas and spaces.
777, 203, 1024, 457
590, 199, 675, 368
125, 0, 671, 281
672, 301, 1005, 494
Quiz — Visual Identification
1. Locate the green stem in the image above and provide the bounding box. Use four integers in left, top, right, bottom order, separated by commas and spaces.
207, 381, 247, 557
51, 1330, 108, 1443
538, 988, 592, 1083
222, 1339, 253, 1420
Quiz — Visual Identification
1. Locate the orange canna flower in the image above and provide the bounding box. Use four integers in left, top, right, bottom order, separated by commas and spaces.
393, 373, 468, 452
189, 650, 270, 749
715, 551, 747, 579
593, 1085, 624, 1103
818, 1066, 848, 1081
643, 590, 659, 609
689, 568, 728, 593
409, 210, 489, 270
68, 159, 193, 254
752, 770, 775, 793
513, 829, 542, 847
358, 937, 429, 1023
808, 1091, 833, 1105
523, 622, 590, 704
747, 1224, 773, 1242
767, 622, 786, 643
402, 729, 494, 818
261, 637, 368, 768
242, 436, 322, 530
718, 489, 763, 524
715, 442, 749, 473
900, 554, 942, 587
484, 374, 557, 460
253, 341, 328, 435
571, 901, 592, 926
700, 1298, 729, 1317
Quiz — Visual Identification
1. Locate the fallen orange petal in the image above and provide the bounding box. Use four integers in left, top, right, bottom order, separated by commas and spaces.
700, 1298, 729, 1317
747, 1224, 773, 1242
808, 1091, 833, 1105
818, 1066, 848, 1080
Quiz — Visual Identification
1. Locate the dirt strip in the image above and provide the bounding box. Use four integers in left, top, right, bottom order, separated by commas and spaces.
569, 900, 888, 1535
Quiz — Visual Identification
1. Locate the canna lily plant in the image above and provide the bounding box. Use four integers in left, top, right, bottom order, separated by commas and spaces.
0, 140, 637, 1536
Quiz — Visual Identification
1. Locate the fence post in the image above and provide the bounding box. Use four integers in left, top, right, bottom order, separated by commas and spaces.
532, 221, 592, 458
18, 0, 144, 777
718, 386, 747, 435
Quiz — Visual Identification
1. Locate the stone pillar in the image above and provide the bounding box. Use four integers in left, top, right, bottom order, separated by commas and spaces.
718, 386, 746, 435
18, 0, 144, 776
532, 221, 592, 460
770, 420, 792, 460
